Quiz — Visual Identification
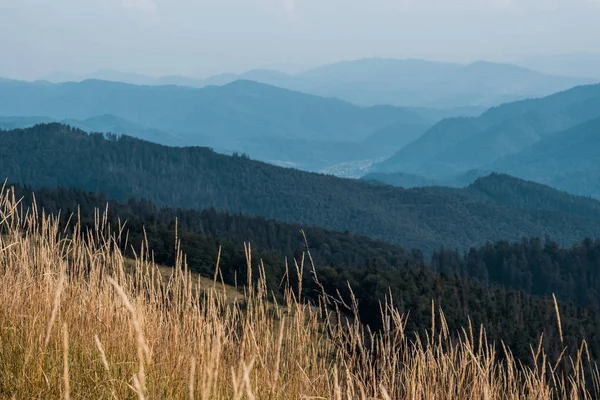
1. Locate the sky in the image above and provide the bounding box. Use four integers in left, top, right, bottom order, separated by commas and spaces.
1, 0, 600, 80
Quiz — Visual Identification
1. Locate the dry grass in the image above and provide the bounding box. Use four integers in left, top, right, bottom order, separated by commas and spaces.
0, 186, 599, 399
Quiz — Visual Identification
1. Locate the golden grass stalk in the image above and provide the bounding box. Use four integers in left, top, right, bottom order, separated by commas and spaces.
553, 293, 564, 347
44, 270, 65, 347
94, 334, 110, 372
62, 323, 70, 400
108, 277, 151, 397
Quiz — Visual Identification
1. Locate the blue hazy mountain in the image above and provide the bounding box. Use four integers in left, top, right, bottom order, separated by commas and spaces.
487, 117, 600, 198
372, 83, 600, 177
42, 58, 593, 109
203, 58, 593, 108
361, 120, 432, 153
0, 78, 435, 170
0, 116, 54, 130
0, 114, 181, 146
61, 115, 183, 146
517, 53, 600, 80
43, 69, 160, 86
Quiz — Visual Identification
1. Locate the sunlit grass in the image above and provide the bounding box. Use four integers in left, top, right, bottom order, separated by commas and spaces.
0, 185, 598, 399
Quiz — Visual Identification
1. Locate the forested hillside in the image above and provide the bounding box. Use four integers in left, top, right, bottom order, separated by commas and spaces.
18, 182, 600, 312
373, 82, 600, 177
361, 171, 471, 188
7, 0, 600, 396
468, 173, 600, 214
488, 117, 600, 198
433, 237, 600, 310
3, 124, 600, 254
12, 185, 422, 270
8, 183, 600, 364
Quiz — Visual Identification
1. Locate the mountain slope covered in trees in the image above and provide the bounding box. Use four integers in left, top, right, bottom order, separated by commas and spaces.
3, 124, 600, 253
361, 171, 476, 188
487, 117, 600, 198
7, 182, 600, 365
373, 83, 600, 177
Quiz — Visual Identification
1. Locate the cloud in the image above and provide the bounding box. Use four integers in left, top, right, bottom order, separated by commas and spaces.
260, 0, 299, 16
283, 0, 296, 13
119, 0, 158, 13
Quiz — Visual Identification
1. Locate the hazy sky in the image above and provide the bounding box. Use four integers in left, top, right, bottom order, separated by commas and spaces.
1, 0, 600, 80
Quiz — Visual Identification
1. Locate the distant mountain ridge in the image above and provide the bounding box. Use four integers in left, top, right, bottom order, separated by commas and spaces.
38, 58, 593, 109
0, 115, 180, 146
372, 82, 600, 181
486, 116, 600, 198
0, 116, 54, 130
3, 123, 600, 254
42, 68, 205, 87
0, 78, 435, 171
296, 58, 593, 108
361, 170, 488, 190
517, 53, 600, 80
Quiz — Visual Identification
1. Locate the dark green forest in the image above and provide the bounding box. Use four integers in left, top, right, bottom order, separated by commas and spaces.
7, 183, 600, 365
433, 238, 600, 308
3, 124, 600, 254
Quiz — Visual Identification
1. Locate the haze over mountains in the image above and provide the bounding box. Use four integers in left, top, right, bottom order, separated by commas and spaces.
489, 117, 600, 198
370, 82, 600, 198
2, 57, 598, 177
40, 58, 592, 108
7, 0, 600, 392
3, 54, 599, 198
0, 77, 440, 171
517, 53, 600, 80
5, 49, 600, 385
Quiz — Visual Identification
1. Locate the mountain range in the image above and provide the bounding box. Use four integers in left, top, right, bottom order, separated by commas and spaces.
0, 115, 180, 146
40, 58, 593, 109
0, 78, 437, 170
371, 82, 600, 197
3, 123, 600, 254
517, 53, 600, 80
6, 58, 599, 196
488, 116, 600, 198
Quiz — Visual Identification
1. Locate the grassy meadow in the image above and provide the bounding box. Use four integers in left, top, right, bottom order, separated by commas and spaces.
0, 185, 599, 399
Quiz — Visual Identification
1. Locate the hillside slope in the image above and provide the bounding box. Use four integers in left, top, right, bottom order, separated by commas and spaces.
18, 180, 600, 313
5, 182, 600, 398
488, 117, 600, 198
3, 124, 600, 253
373, 83, 600, 177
